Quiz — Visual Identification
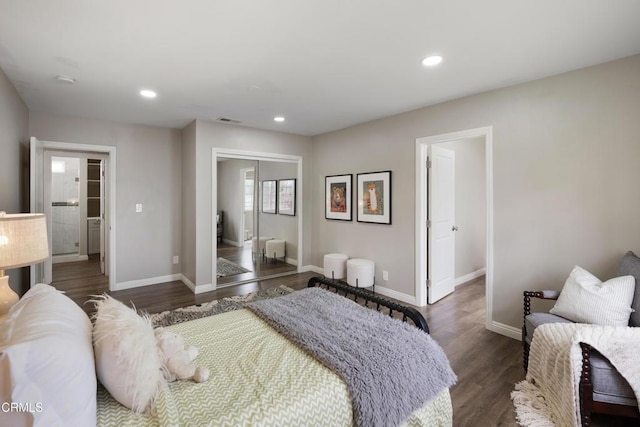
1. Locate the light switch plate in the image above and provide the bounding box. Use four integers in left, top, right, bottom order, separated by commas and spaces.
136, 203, 142, 213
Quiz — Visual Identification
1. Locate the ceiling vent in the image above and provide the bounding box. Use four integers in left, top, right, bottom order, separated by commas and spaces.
216, 117, 242, 124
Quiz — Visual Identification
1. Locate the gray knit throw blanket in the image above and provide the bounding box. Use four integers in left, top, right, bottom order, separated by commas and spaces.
247, 287, 456, 427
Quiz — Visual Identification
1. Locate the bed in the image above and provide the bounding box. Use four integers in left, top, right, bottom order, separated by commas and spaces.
0, 277, 456, 427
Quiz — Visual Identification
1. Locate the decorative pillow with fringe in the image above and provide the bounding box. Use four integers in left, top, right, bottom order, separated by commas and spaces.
92, 294, 165, 413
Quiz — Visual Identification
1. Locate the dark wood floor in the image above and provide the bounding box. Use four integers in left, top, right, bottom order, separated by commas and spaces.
216, 242, 297, 286
49, 265, 633, 426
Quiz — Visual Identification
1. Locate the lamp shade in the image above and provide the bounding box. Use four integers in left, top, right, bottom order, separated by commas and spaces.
0, 212, 49, 270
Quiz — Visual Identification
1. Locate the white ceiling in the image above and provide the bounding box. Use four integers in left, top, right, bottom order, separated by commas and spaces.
1, 1, 639, 136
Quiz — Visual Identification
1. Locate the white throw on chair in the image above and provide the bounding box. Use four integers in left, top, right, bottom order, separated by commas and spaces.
323, 253, 349, 280
265, 239, 285, 263
347, 259, 375, 288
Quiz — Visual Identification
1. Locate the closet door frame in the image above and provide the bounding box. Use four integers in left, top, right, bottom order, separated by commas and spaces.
212, 148, 303, 288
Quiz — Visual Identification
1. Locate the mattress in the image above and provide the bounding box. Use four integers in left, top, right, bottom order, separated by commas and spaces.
97, 309, 452, 426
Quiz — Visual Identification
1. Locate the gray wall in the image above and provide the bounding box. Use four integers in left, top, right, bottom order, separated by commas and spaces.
29, 112, 183, 285
312, 54, 640, 329
0, 67, 29, 295
181, 121, 197, 285
440, 138, 486, 279
186, 119, 312, 288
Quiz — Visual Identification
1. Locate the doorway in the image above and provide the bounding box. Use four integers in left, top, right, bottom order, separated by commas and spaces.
46, 153, 106, 284
415, 127, 494, 328
30, 137, 116, 290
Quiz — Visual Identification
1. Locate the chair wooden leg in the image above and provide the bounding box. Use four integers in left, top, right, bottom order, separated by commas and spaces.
522, 325, 530, 372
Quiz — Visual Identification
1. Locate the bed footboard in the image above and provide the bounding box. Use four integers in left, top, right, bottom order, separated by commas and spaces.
307, 276, 429, 333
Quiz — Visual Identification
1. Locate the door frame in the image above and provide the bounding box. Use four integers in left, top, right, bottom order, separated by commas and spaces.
415, 126, 493, 327
212, 148, 303, 288
30, 137, 116, 290
45, 151, 108, 269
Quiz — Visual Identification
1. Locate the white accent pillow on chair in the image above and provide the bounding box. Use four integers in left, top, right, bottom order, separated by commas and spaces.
550, 266, 635, 326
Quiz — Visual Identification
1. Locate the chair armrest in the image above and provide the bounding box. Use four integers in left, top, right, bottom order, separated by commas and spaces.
523, 290, 560, 317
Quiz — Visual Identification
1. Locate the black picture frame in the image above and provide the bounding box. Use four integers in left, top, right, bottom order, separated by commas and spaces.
357, 171, 392, 224
277, 179, 296, 216
325, 174, 352, 221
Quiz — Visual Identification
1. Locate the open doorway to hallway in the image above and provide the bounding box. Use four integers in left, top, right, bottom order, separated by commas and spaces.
31, 137, 117, 313
415, 126, 494, 328
47, 154, 108, 300
434, 137, 487, 298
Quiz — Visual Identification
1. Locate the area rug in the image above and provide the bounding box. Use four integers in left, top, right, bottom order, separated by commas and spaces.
216, 257, 250, 278
149, 285, 293, 327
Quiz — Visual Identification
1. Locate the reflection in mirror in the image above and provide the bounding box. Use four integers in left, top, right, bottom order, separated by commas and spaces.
216, 158, 297, 287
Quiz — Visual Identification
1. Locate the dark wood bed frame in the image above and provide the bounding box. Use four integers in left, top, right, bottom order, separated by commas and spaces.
307, 276, 429, 333
523, 291, 640, 426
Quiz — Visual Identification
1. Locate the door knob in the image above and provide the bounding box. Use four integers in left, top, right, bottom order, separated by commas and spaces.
452, 225, 459, 231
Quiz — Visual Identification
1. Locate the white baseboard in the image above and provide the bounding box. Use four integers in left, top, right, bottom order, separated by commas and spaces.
180, 274, 196, 292
222, 238, 242, 247
179, 275, 216, 294
300, 265, 324, 275
374, 285, 417, 306
285, 257, 298, 266
487, 320, 521, 341
455, 268, 486, 287
52, 254, 89, 264
194, 283, 215, 294
114, 273, 182, 291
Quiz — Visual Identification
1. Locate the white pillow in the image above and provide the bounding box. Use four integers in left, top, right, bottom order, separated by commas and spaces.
92, 295, 164, 413
550, 266, 635, 326
0, 283, 96, 427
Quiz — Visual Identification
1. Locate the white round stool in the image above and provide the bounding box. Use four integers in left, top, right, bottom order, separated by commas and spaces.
323, 253, 349, 280
347, 259, 375, 288
252, 236, 272, 261
266, 239, 285, 263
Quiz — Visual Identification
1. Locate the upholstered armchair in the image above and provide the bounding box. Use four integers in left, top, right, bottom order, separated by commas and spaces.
522, 251, 640, 426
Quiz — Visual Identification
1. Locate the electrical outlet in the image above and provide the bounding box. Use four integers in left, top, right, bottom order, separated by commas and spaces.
173, 256, 179, 265
136, 203, 143, 213
383, 270, 389, 281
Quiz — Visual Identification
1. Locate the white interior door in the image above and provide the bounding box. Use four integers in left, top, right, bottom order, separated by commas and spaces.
428, 145, 456, 303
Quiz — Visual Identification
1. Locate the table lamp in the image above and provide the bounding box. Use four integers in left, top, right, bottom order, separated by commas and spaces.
0, 211, 49, 321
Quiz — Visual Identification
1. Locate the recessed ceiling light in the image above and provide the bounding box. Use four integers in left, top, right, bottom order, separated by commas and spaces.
274, 116, 285, 122
140, 89, 157, 98
421, 55, 443, 67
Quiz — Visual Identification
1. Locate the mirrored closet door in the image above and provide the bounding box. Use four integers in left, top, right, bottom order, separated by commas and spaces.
215, 157, 298, 287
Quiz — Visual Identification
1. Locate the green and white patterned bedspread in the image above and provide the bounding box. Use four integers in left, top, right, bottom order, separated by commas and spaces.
97, 309, 452, 427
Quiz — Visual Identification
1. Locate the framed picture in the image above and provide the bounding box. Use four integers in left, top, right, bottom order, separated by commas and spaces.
325, 174, 352, 221
357, 171, 391, 224
278, 179, 296, 216
261, 180, 277, 214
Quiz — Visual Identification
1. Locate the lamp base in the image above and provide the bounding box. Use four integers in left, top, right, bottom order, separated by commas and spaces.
0, 274, 19, 323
